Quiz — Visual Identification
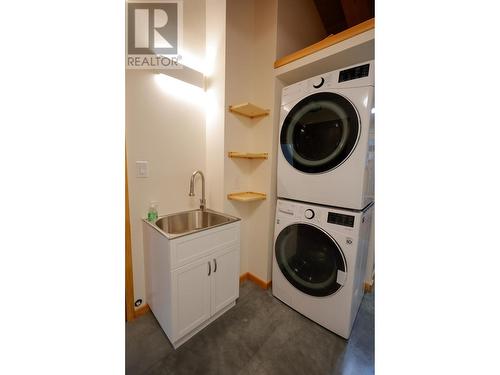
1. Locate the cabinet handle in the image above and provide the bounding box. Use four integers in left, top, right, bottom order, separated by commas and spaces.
208, 261, 211, 276
213, 259, 217, 273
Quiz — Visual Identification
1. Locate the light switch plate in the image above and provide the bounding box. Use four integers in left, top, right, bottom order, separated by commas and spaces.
136, 161, 149, 178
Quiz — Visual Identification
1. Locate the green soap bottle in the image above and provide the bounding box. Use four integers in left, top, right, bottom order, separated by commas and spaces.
147, 202, 158, 222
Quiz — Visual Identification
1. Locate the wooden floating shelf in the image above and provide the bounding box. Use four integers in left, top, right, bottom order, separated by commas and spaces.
228, 152, 268, 159
229, 103, 270, 119
274, 18, 375, 69
227, 192, 267, 202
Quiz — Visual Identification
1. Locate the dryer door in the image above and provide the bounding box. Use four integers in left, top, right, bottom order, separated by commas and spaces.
280, 92, 360, 174
275, 223, 347, 297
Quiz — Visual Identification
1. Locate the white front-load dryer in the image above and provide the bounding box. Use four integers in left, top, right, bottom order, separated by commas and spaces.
272, 198, 373, 339
277, 61, 375, 210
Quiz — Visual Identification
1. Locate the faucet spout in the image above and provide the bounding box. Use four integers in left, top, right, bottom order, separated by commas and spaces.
189, 170, 206, 210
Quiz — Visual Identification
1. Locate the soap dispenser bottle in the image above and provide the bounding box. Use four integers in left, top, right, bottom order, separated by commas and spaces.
147, 201, 159, 222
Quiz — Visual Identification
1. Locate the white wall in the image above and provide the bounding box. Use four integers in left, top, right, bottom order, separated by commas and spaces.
250, 0, 279, 281
276, 0, 326, 59
205, 0, 227, 212
224, 0, 255, 275
126, 0, 206, 308
224, 0, 278, 282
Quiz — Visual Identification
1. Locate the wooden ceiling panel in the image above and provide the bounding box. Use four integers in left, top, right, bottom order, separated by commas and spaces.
314, 0, 347, 35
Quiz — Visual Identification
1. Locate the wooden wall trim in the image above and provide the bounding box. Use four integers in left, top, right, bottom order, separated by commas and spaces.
125, 150, 135, 322
240, 272, 272, 290
274, 18, 375, 69
134, 304, 151, 318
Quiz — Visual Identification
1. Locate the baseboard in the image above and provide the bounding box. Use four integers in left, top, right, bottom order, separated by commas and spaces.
239, 273, 248, 283
134, 304, 150, 318
364, 281, 374, 293
240, 272, 272, 290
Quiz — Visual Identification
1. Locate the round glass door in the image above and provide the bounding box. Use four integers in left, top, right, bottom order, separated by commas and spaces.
280, 92, 360, 174
275, 223, 346, 297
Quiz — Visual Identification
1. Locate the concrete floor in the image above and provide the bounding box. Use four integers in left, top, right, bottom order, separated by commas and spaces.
126, 281, 374, 375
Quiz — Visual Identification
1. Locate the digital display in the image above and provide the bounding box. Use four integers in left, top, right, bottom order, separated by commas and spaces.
338, 64, 370, 83
327, 212, 355, 227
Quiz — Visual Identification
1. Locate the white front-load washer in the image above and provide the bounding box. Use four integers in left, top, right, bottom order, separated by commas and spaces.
277, 61, 375, 210
272, 198, 373, 339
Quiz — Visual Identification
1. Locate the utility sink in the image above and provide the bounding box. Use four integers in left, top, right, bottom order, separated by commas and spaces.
150, 209, 240, 239
142, 206, 241, 348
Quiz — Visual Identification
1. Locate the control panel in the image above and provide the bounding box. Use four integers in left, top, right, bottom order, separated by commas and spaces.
338, 63, 370, 83
327, 212, 355, 227
277, 200, 359, 229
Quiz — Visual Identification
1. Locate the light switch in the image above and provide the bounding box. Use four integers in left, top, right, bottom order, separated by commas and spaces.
136, 161, 149, 178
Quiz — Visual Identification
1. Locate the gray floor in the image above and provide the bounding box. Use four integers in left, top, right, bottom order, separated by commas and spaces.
126, 281, 374, 375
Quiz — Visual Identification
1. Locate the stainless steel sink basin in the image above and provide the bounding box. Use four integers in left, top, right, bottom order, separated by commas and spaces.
150, 209, 240, 239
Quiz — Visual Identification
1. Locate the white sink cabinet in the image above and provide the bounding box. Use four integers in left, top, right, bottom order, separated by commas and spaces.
143, 219, 240, 348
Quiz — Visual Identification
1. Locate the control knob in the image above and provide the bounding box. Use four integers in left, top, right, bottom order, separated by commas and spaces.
312, 77, 325, 89
304, 209, 315, 219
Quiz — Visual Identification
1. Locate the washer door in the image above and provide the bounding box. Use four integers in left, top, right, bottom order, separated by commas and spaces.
275, 223, 346, 297
280, 92, 360, 174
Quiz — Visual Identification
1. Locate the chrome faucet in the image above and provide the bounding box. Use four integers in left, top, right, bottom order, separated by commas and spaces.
189, 170, 206, 210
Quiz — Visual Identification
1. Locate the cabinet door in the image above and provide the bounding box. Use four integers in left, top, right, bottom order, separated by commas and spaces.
211, 247, 240, 315
172, 256, 212, 340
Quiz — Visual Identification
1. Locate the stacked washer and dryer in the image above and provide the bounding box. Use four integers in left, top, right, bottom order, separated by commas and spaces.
272, 61, 375, 339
